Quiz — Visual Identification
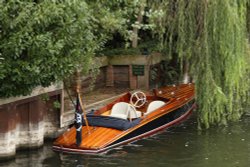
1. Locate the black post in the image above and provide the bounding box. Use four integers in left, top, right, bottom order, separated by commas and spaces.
75, 94, 83, 146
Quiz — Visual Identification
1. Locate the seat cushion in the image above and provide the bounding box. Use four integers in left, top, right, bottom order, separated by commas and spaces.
110, 113, 128, 120
146, 100, 165, 115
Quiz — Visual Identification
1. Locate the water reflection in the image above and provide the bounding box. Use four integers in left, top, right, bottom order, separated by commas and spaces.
1, 114, 250, 167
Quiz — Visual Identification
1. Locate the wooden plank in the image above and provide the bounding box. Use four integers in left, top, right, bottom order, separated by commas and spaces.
53, 84, 195, 151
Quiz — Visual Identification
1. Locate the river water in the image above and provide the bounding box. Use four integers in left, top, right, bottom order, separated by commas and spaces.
1, 113, 250, 167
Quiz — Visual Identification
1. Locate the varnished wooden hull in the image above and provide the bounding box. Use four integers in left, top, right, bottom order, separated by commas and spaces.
53, 83, 195, 154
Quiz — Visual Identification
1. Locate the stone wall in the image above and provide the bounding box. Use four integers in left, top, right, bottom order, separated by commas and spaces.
0, 53, 165, 160
0, 88, 62, 160
61, 53, 164, 127
61, 66, 109, 127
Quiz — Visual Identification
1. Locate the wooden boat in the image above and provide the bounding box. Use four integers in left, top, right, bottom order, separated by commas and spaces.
53, 83, 195, 154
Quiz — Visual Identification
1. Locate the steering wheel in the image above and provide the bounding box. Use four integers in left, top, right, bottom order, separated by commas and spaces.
130, 91, 147, 108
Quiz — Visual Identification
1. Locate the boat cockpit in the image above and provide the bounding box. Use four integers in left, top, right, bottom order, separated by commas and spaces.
82, 91, 167, 130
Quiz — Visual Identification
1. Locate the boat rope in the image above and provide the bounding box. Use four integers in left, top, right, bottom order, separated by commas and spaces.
77, 90, 90, 134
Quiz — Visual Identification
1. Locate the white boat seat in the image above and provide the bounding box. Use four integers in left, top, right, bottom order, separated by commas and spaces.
110, 102, 130, 119
128, 109, 142, 119
146, 100, 165, 115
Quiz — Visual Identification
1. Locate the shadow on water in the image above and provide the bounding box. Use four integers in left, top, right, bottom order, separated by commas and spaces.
1, 113, 250, 167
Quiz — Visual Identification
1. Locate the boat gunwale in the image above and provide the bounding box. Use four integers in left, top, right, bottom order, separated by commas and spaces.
53, 84, 195, 153
52, 101, 195, 154
100, 93, 195, 148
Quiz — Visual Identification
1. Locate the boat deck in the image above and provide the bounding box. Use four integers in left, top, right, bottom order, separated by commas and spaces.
53, 83, 195, 152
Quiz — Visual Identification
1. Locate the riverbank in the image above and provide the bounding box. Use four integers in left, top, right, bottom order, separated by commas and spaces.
1, 114, 250, 167
83, 87, 132, 107
0, 87, 133, 161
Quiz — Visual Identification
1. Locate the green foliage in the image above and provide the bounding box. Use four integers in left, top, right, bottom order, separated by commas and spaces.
195, 0, 250, 128
1, 0, 249, 129
99, 40, 159, 56
100, 47, 141, 56
40, 93, 49, 102
148, 0, 250, 128
53, 101, 61, 109
0, 57, 4, 79
0, 0, 128, 97
0, 0, 93, 97
150, 61, 179, 87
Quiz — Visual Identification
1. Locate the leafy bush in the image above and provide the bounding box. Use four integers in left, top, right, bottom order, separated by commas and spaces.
99, 40, 160, 56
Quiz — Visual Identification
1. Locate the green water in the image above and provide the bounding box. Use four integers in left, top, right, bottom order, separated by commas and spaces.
1, 113, 250, 167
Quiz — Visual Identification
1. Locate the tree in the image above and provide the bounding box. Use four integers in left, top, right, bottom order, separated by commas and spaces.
0, 0, 130, 97
0, 0, 94, 97
147, 0, 250, 128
